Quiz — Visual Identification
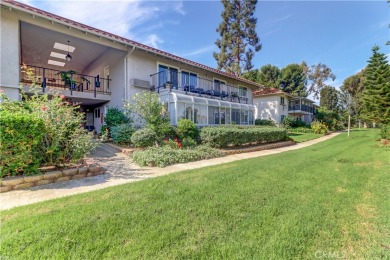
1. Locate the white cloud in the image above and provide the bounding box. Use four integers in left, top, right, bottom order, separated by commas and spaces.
180, 45, 215, 57
174, 1, 186, 15
144, 34, 164, 48
27, 0, 184, 49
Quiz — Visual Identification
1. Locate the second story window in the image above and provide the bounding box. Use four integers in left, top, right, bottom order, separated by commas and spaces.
239, 86, 247, 97
182, 71, 198, 88
214, 79, 225, 91
280, 97, 285, 105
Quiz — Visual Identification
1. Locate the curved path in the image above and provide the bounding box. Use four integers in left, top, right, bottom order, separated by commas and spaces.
0, 133, 340, 210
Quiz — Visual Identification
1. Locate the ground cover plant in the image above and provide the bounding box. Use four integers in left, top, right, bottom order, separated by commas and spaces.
1, 129, 389, 259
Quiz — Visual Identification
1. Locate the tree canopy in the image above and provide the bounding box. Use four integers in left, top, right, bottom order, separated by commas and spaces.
213, 0, 261, 76
320, 86, 339, 112
361, 46, 390, 124
280, 63, 307, 96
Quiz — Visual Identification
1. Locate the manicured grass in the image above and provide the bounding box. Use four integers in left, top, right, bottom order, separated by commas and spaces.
1, 129, 389, 259
289, 132, 323, 142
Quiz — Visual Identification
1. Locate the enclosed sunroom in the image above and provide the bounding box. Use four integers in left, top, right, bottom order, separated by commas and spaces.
164, 92, 256, 126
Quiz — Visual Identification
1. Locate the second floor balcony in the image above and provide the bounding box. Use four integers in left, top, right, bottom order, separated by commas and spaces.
288, 104, 315, 114
20, 65, 111, 98
150, 69, 251, 104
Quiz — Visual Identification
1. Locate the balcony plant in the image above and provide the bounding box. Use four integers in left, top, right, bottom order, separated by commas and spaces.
57, 70, 77, 88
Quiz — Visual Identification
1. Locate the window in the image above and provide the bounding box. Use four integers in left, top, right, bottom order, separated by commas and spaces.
214, 79, 225, 91
281, 115, 285, 123
231, 109, 241, 124
239, 86, 247, 97
185, 105, 193, 121
182, 71, 198, 88
94, 108, 100, 118
280, 97, 285, 105
158, 64, 178, 89
208, 106, 220, 124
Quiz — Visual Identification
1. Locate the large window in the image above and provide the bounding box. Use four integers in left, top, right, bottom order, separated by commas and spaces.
158, 64, 178, 89
214, 79, 225, 91
231, 109, 241, 124
208, 106, 220, 125
182, 71, 197, 88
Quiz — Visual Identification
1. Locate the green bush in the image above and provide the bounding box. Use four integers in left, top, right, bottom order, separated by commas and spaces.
182, 137, 197, 148
0, 111, 45, 177
104, 107, 131, 129
380, 124, 390, 140
110, 124, 134, 145
131, 128, 158, 147
177, 119, 199, 140
255, 119, 276, 127
288, 127, 314, 134
282, 116, 295, 129
200, 126, 288, 148
311, 121, 328, 134
132, 145, 225, 167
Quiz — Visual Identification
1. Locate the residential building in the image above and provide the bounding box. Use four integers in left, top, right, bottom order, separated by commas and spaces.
253, 88, 317, 125
0, 0, 260, 132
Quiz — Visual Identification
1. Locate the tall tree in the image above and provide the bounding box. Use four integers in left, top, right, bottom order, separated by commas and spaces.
242, 69, 260, 83
320, 86, 339, 112
340, 69, 365, 119
361, 46, 390, 124
213, 0, 261, 76
257, 64, 281, 88
305, 62, 336, 99
280, 63, 307, 96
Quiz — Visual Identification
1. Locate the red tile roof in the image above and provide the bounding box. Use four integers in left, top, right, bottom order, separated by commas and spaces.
253, 88, 286, 97
2, 0, 264, 89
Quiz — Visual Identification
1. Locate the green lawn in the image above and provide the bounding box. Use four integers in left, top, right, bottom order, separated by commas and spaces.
288, 132, 323, 142
1, 129, 389, 259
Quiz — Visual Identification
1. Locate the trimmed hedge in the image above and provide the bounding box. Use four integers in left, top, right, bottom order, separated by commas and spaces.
288, 127, 314, 134
200, 126, 288, 148
132, 145, 224, 167
0, 111, 45, 177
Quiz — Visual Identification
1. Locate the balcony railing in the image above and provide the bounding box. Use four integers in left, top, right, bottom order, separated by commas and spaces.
20, 65, 111, 97
288, 104, 315, 114
150, 70, 250, 104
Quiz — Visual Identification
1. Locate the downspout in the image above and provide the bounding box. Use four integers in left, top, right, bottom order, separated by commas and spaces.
124, 45, 136, 102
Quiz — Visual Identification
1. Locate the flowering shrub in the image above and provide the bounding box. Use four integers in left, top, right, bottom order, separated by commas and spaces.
0, 65, 98, 175
110, 124, 134, 145
200, 126, 288, 148
131, 145, 225, 167
131, 128, 158, 147
310, 121, 328, 135
0, 111, 45, 177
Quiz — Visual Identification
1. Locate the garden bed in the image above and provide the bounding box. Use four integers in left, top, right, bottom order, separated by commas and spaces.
221, 140, 296, 155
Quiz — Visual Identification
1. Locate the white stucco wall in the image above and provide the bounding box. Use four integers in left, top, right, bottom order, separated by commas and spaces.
253, 94, 289, 124
0, 10, 21, 100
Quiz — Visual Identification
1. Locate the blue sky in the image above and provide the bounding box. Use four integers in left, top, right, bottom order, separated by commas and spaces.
23, 0, 389, 99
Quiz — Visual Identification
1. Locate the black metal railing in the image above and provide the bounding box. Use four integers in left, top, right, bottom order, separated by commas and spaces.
150, 70, 250, 104
20, 64, 111, 97
288, 104, 315, 114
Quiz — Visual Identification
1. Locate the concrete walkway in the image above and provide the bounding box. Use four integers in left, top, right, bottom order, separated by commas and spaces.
0, 133, 340, 210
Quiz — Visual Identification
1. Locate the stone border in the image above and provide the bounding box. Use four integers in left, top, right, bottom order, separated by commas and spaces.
221, 141, 296, 155
0, 165, 106, 193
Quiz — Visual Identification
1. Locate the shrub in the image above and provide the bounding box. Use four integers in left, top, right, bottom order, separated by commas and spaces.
200, 126, 288, 148
131, 128, 158, 147
131, 145, 225, 167
380, 124, 390, 140
110, 124, 134, 145
177, 119, 199, 140
182, 137, 197, 148
282, 116, 295, 129
255, 119, 276, 127
104, 107, 131, 129
311, 121, 328, 134
0, 111, 45, 177
124, 92, 170, 141
288, 127, 314, 134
